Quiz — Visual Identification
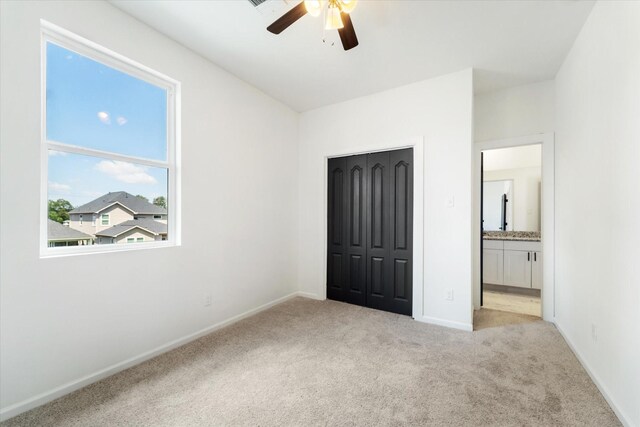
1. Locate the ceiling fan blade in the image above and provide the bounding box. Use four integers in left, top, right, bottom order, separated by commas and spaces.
338, 12, 359, 51
267, 2, 308, 35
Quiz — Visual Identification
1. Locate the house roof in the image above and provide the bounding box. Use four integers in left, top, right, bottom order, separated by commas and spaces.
95, 219, 168, 238
69, 191, 167, 215
48, 219, 93, 241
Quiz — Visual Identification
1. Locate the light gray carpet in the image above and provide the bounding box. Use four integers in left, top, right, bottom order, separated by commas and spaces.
3, 298, 620, 426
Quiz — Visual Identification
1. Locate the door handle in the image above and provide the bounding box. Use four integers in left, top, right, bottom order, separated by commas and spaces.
527, 252, 530, 261
534, 252, 537, 262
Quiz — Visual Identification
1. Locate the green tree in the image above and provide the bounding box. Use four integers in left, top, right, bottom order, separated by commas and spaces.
48, 199, 73, 223
136, 194, 149, 202
153, 196, 167, 209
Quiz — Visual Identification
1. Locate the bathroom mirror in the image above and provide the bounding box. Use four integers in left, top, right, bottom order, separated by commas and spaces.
483, 179, 513, 231
482, 144, 542, 233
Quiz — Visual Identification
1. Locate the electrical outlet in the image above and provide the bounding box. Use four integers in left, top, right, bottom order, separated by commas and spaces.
445, 289, 454, 301
204, 294, 212, 307
591, 324, 597, 342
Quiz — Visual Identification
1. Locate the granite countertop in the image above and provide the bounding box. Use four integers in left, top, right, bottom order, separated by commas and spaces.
483, 231, 541, 242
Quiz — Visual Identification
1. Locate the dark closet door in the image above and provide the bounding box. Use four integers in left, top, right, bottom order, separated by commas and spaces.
327, 148, 413, 316
365, 151, 392, 312
388, 149, 413, 315
345, 155, 367, 306
366, 149, 413, 316
327, 157, 347, 302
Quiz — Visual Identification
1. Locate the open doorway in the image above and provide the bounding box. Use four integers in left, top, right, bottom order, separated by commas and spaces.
478, 144, 542, 327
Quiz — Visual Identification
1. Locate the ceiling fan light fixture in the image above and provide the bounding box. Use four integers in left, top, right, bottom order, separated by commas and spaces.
325, 6, 344, 30
304, 0, 324, 17
339, 0, 357, 14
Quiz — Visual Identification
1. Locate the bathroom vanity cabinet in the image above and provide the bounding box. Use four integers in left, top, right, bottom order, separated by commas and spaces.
483, 239, 541, 289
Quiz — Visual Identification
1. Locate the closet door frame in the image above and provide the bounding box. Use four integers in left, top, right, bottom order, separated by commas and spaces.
322, 137, 424, 319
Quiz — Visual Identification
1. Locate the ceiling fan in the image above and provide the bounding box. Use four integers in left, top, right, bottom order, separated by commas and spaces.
267, 0, 359, 51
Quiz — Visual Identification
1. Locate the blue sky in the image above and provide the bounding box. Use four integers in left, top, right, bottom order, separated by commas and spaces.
48, 151, 168, 207
46, 42, 168, 207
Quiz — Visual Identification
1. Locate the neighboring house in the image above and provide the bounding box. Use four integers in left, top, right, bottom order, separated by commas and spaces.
68, 192, 167, 244
47, 219, 93, 247
95, 219, 167, 244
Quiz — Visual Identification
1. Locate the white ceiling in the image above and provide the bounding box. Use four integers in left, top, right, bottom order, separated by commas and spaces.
111, 0, 594, 112
484, 145, 542, 171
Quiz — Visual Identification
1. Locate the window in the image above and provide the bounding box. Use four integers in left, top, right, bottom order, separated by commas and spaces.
41, 22, 180, 256
127, 238, 135, 243
137, 238, 144, 242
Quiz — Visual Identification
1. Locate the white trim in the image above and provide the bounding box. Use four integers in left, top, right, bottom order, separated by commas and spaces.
41, 239, 176, 259
321, 137, 425, 320
473, 133, 555, 322
40, 20, 179, 90
39, 22, 49, 262
39, 21, 181, 258
92, 201, 136, 216
73, 200, 164, 216
0, 291, 313, 422
96, 224, 160, 238
417, 315, 474, 332
554, 322, 631, 427
46, 141, 169, 169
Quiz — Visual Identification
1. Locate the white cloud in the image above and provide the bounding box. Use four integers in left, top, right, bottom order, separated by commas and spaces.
48, 181, 71, 193
97, 111, 111, 125
116, 116, 127, 126
95, 160, 157, 184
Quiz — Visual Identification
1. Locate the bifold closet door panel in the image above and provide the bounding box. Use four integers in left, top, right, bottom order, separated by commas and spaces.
345, 155, 367, 306
327, 157, 347, 302
365, 151, 392, 312
388, 148, 413, 316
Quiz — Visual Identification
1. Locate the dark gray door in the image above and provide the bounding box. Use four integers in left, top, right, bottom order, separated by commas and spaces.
345, 154, 367, 306
327, 157, 347, 302
327, 148, 413, 316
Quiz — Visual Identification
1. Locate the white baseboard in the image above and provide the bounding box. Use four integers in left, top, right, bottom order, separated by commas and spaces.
295, 291, 323, 300
0, 291, 314, 422
418, 315, 474, 332
554, 322, 632, 427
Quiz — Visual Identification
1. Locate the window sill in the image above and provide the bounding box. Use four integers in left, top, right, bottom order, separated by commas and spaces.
40, 240, 180, 259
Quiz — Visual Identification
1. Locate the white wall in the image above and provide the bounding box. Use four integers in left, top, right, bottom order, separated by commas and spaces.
0, 0, 299, 417
475, 80, 555, 142
484, 167, 541, 232
555, 2, 640, 426
298, 69, 474, 330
